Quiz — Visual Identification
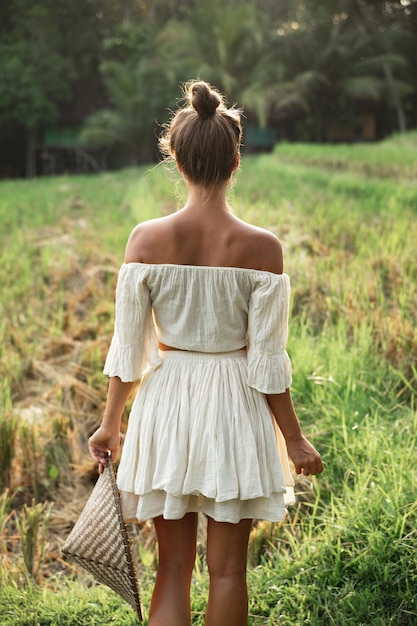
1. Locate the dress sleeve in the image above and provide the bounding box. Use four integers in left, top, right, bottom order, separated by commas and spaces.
103, 264, 162, 381
247, 273, 292, 394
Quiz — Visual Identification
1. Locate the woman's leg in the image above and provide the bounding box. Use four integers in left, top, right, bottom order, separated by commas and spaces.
205, 517, 253, 626
148, 512, 198, 626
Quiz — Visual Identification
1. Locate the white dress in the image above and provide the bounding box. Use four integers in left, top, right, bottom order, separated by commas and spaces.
103, 263, 295, 524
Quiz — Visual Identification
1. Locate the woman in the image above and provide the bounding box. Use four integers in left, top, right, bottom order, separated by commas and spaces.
89, 80, 323, 626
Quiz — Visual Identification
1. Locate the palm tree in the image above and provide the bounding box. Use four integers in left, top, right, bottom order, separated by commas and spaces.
349, 0, 416, 132
155, 0, 270, 111
79, 57, 175, 164
266, 23, 413, 140
79, 2, 272, 162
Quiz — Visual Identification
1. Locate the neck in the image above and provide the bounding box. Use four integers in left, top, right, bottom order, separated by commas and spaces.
182, 180, 231, 213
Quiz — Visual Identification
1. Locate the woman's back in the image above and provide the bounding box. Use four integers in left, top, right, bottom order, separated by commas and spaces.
124, 203, 283, 274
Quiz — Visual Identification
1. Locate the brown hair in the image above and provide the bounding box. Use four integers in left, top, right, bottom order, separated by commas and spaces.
159, 80, 242, 187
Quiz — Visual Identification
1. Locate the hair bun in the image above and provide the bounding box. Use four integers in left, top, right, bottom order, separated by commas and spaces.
190, 81, 221, 118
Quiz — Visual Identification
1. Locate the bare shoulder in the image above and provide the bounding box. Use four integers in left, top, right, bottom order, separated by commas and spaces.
234, 218, 284, 274
124, 215, 175, 263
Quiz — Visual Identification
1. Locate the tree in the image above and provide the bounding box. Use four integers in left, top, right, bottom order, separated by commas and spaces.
79, 1, 275, 160
0, 1, 72, 175
348, 0, 416, 132
0, 0, 149, 176
79, 23, 177, 165
264, 1, 414, 139
2, 0, 416, 177
155, 1, 269, 108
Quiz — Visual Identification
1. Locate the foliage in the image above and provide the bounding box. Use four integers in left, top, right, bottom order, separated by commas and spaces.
156, 1, 264, 95
0, 135, 416, 624
16, 500, 53, 582
79, 1, 273, 158
0, 381, 17, 493
267, 8, 415, 138
79, 56, 174, 164
1, 0, 417, 177
0, 579, 144, 626
0, 5, 71, 129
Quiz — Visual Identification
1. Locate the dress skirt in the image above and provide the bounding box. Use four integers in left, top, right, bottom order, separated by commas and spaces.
117, 350, 295, 524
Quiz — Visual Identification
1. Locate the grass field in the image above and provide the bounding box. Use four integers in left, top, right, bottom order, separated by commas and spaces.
1, 133, 416, 625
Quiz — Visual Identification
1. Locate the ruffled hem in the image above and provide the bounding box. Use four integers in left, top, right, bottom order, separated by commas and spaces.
247, 350, 292, 394
103, 335, 162, 382
119, 490, 291, 524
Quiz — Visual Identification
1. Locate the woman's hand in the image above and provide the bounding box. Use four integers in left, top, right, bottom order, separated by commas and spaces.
88, 426, 120, 473
286, 435, 323, 477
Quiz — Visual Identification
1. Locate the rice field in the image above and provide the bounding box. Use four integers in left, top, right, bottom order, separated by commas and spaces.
0, 133, 416, 625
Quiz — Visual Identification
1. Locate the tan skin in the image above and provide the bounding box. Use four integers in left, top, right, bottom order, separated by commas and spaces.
89, 158, 323, 626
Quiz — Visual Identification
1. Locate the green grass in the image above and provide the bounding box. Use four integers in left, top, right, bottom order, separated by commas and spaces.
1, 133, 416, 624
0, 579, 144, 625
271, 131, 417, 180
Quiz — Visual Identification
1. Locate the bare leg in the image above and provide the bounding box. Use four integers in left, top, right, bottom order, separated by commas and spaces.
148, 512, 198, 626
205, 517, 253, 626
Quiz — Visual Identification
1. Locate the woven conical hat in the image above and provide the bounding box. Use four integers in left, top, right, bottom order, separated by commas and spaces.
62, 456, 143, 620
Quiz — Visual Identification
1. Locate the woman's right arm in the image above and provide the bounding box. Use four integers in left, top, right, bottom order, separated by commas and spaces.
266, 390, 323, 476
88, 376, 134, 472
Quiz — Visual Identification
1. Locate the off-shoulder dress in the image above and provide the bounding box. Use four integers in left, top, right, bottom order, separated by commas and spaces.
103, 263, 295, 524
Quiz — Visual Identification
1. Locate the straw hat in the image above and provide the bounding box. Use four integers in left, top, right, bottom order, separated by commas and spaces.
62, 455, 143, 621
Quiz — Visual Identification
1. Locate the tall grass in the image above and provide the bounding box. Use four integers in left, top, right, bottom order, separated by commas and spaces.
16, 500, 53, 582
0, 135, 416, 624
0, 380, 17, 493
233, 139, 417, 625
